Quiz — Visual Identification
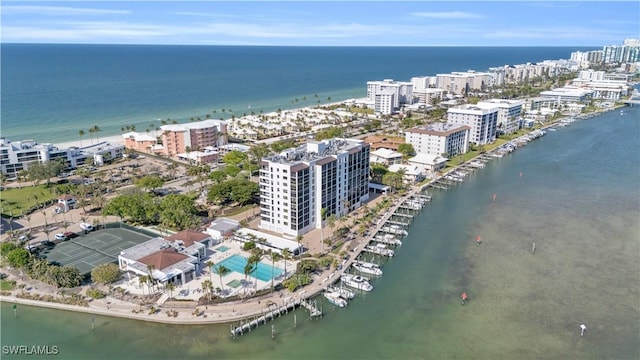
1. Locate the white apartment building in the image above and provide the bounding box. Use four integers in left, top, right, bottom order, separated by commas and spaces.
476, 99, 523, 135
436, 71, 494, 94
367, 79, 413, 112
413, 88, 444, 105
0, 138, 124, 178
410, 76, 437, 91
259, 138, 370, 237
539, 87, 594, 103
447, 105, 498, 146
405, 123, 470, 157
159, 119, 227, 157
374, 90, 396, 115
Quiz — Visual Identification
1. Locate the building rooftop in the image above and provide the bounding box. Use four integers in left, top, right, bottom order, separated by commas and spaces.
207, 218, 240, 233
262, 138, 365, 166
371, 148, 402, 159
407, 123, 470, 136
160, 119, 226, 132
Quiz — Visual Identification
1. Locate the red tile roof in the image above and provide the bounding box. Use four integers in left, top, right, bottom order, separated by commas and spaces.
138, 249, 189, 270
165, 230, 209, 247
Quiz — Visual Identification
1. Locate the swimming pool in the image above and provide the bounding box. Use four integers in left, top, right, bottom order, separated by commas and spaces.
213, 255, 284, 282
216, 245, 231, 252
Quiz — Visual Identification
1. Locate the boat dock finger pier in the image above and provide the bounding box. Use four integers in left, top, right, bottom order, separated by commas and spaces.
230, 296, 322, 338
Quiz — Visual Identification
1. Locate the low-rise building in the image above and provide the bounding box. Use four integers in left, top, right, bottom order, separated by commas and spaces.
206, 218, 240, 242
539, 87, 594, 103
122, 132, 158, 153
408, 153, 448, 175
118, 230, 213, 287
363, 135, 405, 151
0, 138, 124, 179
369, 148, 403, 166
388, 164, 425, 183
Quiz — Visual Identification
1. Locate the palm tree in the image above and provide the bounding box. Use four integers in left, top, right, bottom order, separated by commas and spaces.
268, 251, 281, 292
327, 214, 337, 245
205, 260, 214, 285
281, 248, 291, 277
295, 235, 303, 258
78, 130, 85, 147
146, 264, 156, 293
217, 265, 229, 295
92, 125, 102, 143
139, 275, 148, 295
166, 282, 176, 299
202, 279, 213, 301
88, 127, 95, 145
243, 261, 254, 297
320, 208, 328, 253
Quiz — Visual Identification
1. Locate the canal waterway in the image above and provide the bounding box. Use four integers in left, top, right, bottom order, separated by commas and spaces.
2, 106, 639, 359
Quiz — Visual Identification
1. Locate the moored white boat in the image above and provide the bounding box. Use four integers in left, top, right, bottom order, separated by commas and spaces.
364, 243, 395, 257
352, 260, 383, 276
323, 291, 348, 307
341, 274, 373, 292
326, 285, 355, 300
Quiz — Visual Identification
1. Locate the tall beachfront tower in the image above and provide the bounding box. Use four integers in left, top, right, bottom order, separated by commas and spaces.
447, 104, 498, 146
259, 138, 370, 237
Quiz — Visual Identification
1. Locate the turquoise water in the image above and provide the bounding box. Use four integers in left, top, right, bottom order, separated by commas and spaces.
2, 106, 638, 359
213, 255, 283, 282
0, 44, 594, 144
215, 245, 231, 252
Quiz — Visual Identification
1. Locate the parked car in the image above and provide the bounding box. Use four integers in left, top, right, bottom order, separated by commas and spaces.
40, 240, 55, 248
63, 231, 77, 239
80, 223, 95, 232
54, 233, 68, 241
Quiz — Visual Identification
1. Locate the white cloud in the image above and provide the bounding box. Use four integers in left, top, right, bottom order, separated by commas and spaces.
410, 11, 485, 19
2, 5, 130, 16
484, 26, 630, 42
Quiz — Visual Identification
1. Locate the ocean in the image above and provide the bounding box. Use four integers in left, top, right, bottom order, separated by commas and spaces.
2, 106, 638, 359
1, 44, 595, 144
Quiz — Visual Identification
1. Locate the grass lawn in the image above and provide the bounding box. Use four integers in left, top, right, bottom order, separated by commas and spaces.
0, 185, 58, 217
0, 279, 17, 291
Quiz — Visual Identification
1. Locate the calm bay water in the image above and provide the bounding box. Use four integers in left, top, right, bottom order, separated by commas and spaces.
2, 106, 638, 359
0, 44, 594, 144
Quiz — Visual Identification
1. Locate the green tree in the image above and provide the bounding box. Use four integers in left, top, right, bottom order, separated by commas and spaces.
91, 263, 122, 285
209, 170, 227, 184
222, 150, 248, 166
6, 248, 31, 268
370, 163, 389, 183
135, 176, 165, 192
397, 143, 416, 159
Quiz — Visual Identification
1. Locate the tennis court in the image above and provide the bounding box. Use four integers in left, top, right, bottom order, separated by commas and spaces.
44, 228, 153, 275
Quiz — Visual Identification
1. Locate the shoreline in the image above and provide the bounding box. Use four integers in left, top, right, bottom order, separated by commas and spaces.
0, 106, 624, 326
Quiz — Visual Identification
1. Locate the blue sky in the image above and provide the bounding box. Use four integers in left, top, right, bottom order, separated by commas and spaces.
2, 1, 638, 46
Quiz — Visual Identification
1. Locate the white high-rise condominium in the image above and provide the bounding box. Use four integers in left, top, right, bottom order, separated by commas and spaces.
447, 105, 498, 145
476, 99, 523, 135
259, 138, 370, 237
